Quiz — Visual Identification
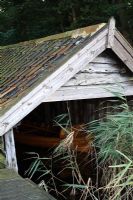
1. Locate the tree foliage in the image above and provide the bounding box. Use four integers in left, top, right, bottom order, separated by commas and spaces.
0, 0, 133, 45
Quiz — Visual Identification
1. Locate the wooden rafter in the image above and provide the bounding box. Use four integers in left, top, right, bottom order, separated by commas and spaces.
107, 17, 116, 48
0, 27, 108, 136
0, 17, 133, 136
113, 30, 133, 72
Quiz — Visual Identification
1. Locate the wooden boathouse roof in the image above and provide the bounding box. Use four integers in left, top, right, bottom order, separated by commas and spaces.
0, 23, 105, 115
0, 17, 133, 135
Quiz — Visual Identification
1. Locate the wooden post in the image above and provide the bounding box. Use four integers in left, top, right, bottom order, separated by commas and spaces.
107, 17, 116, 48
4, 129, 18, 172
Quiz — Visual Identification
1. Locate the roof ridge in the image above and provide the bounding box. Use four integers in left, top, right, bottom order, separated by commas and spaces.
0, 23, 106, 49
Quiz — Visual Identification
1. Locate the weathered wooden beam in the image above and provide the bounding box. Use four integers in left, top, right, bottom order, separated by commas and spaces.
112, 38, 133, 72
4, 129, 18, 172
81, 63, 124, 73
107, 17, 115, 48
63, 73, 132, 86
115, 30, 133, 58
45, 83, 133, 102
0, 27, 108, 136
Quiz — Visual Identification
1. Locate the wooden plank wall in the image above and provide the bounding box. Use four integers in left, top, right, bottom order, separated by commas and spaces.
64, 51, 133, 87
46, 50, 133, 101
23, 97, 133, 125
24, 99, 99, 124
23, 50, 133, 125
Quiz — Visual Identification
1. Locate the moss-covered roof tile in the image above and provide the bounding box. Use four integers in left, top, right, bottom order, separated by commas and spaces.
0, 23, 106, 116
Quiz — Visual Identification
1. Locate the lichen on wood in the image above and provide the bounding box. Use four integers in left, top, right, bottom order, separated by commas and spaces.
0, 137, 6, 169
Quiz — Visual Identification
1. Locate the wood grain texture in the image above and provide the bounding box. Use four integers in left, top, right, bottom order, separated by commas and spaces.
0, 28, 108, 136
80, 63, 126, 73
1, 24, 133, 137
0, 169, 56, 200
115, 30, 133, 57
113, 38, 133, 72
64, 73, 132, 86
107, 17, 115, 48
45, 83, 133, 102
4, 129, 18, 172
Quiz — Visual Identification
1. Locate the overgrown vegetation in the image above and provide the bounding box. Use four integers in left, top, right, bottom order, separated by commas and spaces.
89, 96, 133, 199
25, 96, 133, 200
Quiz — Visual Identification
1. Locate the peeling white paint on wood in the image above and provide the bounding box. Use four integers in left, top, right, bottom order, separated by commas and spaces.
45, 52, 133, 101
4, 129, 18, 172
80, 63, 126, 73
107, 17, 115, 48
45, 83, 133, 102
1, 18, 133, 137
113, 38, 133, 72
64, 73, 132, 86
0, 28, 108, 135
115, 30, 133, 57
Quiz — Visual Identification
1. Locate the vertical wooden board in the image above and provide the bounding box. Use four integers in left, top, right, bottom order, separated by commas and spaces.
4, 129, 18, 172
107, 17, 115, 48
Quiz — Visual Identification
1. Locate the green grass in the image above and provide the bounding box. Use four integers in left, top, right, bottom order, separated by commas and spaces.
26, 95, 133, 199
88, 97, 133, 199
